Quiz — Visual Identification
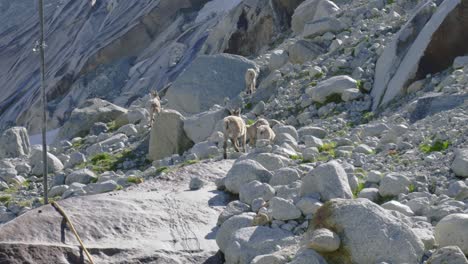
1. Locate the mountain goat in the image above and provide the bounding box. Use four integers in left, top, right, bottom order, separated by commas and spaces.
257, 124, 276, 143
246, 118, 270, 147
223, 108, 247, 159
148, 90, 161, 128
245, 68, 257, 95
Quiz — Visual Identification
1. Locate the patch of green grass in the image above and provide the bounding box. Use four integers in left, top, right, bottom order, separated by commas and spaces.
3, 186, 18, 194
127, 176, 144, 184
17, 200, 32, 208
309, 81, 318, 87
354, 168, 367, 176
247, 119, 255, 126
353, 182, 365, 198
324, 93, 343, 105
356, 80, 367, 93
79, 148, 138, 174
419, 140, 450, 153
181, 159, 199, 167
290, 155, 303, 161
0, 196, 11, 203
106, 121, 121, 132
156, 166, 169, 174
298, 71, 309, 79
116, 185, 124, 191
314, 72, 324, 79
245, 102, 253, 110
408, 184, 416, 193
387, 0, 394, 4
361, 111, 375, 124
72, 138, 84, 148
319, 142, 337, 152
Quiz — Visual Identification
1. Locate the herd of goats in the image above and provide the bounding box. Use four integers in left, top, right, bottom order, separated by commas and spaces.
147, 68, 276, 159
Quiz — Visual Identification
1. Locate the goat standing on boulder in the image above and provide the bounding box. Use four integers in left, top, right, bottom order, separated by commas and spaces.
245, 68, 257, 95
148, 90, 161, 128
223, 109, 247, 159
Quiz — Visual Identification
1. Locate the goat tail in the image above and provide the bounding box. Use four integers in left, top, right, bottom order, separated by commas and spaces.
224, 119, 230, 132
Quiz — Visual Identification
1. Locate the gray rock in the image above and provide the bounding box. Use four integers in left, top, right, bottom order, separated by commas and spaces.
426, 246, 468, 264
242, 153, 289, 171
0, 127, 30, 158
0, 161, 17, 183
367, 170, 383, 183
288, 40, 324, 64
30, 149, 64, 176
251, 253, 287, 264
224, 159, 273, 194
183, 106, 228, 144
216, 213, 256, 254
303, 17, 345, 38
312, 199, 424, 263
190, 141, 219, 159
453, 56, 468, 68
381, 200, 414, 216
223, 226, 297, 264
452, 148, 468, 178
270, 168, 300, 186
65, 169, 97, 185
89, 122, 108, 136
379, 173, 411, 197
66, 152, 86, 168
298, 126, 327, 140
410, 93, 468, 122
148, 109, 194, 161
301, 160, 353, 201
269, 197, 302, 221
304, 136, 323, 148
116, 124, 138, 137
357, 188, 380, 202
435, 214, 468, 255
291, 0, 340, 35
269, 50, 289, 70
306, 228, 340, 253
48, 185, 69, 198
84, 180, 119, 195
296, 197, 323, 215
217, 201, 251, 226
189, 176, 205, 190
289, 249, 327, 264
57, 99, 127, 140
273, 125, 298, 141
306, 75, 357, 104
165, 54, 257, 116
239, 180, 275, 206
362, 123, 390, 138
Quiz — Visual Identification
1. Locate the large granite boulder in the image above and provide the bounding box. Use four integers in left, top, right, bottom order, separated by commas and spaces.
183, 105, 228, 144
148, 109, 193, 161
165, 54, 257, 116
0, 127, 30, 158
306, 75, 359, 104
56, 99, 127, 140
435, 214, 468, 255
311, 198, 424, 264
291, 0, 340, 35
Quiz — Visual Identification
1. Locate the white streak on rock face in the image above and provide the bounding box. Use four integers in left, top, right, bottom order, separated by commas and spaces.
195, 0, 242, 23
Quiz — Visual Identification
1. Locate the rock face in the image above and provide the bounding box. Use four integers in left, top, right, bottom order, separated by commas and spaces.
0, 160, 234, 263
0, 0, 238, 133
288, 40, 325, 64
410, 93, 468, 122
312, 199, 424, 264
57, 99, 128, 140
300, 160, 353, 201
435, 214, 468, 255
165, 54, 257, 116
148, 109, 194, 161
372, 0, 468, 109
0, 127, 30, 158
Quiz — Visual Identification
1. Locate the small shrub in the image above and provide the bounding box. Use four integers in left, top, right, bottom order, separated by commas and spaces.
247, 119, 255, 126
314, 72, 324, 79
408, 184, 416, 193
181, 160, 199, 167
419, 140, 450, 153
156, 166, 169, 174
0, 196, 11, 203
353, 182, 365, 198
309, 81, 318, 87
245, 102, 253, 110
72, 138, 84, 148
106, 121, 121, 132
324, 93, 343, 105
377, 195, 394, 205
361, 111, 375, 123
127, 177, 144, 184
290, 155, 303, 161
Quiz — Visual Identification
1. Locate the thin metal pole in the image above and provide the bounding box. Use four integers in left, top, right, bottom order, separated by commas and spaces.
38, 0, 48, 204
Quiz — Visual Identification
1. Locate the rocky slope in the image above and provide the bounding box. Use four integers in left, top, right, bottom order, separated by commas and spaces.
0, 0, 468, 263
